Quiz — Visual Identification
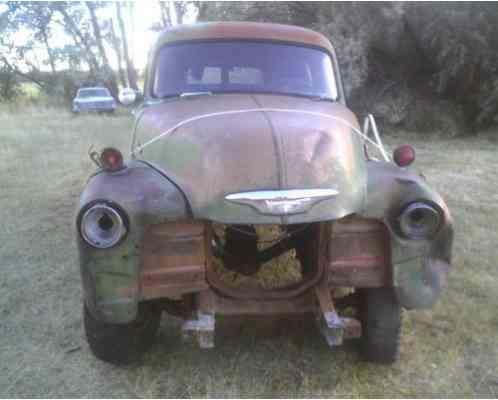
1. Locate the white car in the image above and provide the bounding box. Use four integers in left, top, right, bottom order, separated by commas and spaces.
72, 87, 117, 114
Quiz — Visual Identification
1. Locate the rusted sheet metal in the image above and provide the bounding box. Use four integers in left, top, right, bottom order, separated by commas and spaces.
152, 22, 335, 54
362, 161, 453, 309
314, 279, 345, 346
182, 286, 361, 349
328, 217, 391, 287
134, 94, 366, 225
77, 161, 188, 323
198, 289, 317, 316
140, 221, 208, 300
77, 21, 454, 329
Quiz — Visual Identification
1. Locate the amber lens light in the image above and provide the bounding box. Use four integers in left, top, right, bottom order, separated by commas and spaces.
399, 202, 441, 239
101, 147, 124, 171
393, 145, 416, 167
80, 203, 127, 248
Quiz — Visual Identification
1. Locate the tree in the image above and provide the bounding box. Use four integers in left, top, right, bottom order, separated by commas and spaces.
158, 1, 173, 27
195, 2, 498, 132
156, 1, 193, 28
52, 2, 100, 77
0, 3, 50, 90
22, 4, 58, 74
107, 18, 127, 87
116, 2, 138, 90
86, 1, 118, 96
0, 64, 20, 101
173, 2, 187, 25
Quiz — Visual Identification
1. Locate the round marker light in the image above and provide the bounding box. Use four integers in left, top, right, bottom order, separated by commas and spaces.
80, 203, 127, 248
100, 147, 124, 171
393, 145, 416, 167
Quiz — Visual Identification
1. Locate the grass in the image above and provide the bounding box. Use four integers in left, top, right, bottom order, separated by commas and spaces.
0, 106, 497, 397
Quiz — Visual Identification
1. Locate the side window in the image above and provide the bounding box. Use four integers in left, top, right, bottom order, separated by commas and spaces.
187, 67, 221, 84
229, 67, 263, 85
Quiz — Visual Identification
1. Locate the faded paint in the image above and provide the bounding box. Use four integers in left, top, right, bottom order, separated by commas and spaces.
363, 161, 453, 309
327, 217, 391, 287
141, 222, 209, 300
77, 161, 188, 323
76, 22, 453, 326
133, 94, 366, 224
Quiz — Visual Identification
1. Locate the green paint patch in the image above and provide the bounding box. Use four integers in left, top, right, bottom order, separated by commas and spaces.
145, 136, 202, 172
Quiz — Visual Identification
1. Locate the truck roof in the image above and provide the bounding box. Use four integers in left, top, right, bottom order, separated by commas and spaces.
153, 22, 334, 54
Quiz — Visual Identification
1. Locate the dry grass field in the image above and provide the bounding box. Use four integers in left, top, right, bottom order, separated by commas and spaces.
0, 106, 497, 397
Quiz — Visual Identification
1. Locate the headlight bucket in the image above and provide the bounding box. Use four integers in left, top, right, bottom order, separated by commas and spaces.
79, 202, 128, 248
398, 201, 441, 240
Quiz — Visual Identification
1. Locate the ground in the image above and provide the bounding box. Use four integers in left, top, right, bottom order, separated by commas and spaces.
0, 106, 497, 397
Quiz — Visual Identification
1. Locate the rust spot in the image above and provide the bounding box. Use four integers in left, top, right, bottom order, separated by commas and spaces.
328, 217, 391, 287
140, 221, 208, 299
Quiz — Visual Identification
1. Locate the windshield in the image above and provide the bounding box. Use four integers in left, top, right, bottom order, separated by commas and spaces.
78, 88, 110, 98
153, 41, 338, 100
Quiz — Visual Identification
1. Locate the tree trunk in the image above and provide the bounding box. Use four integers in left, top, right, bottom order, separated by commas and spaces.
53, 3, 100, 77
109, 18, 127, 87
1, 56, 46, 89
159, 1, 172, 27
116, 2, 138, 90
174, 2, 186, 25
40, 26, 56, 75
128, 2, 135, 61
195, 1, 210, 21
86, 2, 118, 96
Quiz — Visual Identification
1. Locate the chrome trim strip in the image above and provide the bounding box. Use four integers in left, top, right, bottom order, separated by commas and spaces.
226, 189, 339, 201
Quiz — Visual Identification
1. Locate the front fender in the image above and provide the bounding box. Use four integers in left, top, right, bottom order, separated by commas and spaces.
77, 161, 189, 323
364, 161, 453, 309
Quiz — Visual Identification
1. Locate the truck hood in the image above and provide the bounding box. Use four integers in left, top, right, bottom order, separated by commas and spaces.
134, 94, 366, 224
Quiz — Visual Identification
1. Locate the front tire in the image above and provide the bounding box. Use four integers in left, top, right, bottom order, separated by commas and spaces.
359, 288, 401, 364
84, 303, 161, 365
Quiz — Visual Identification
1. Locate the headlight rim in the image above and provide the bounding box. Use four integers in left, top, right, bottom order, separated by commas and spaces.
397, 200, 443, 240
77, 200, 129, 249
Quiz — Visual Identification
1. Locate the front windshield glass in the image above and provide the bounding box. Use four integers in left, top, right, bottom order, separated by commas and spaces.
78, 88, 110, 98
153, 41, 338, 100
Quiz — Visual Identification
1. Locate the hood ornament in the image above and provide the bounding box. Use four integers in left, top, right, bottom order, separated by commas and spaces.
225, 189, 339, 216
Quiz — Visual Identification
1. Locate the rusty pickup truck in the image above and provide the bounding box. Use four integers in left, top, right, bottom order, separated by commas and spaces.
77, 22, 453, 365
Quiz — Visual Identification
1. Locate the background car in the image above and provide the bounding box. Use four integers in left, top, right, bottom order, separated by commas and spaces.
72, 86, 116, 114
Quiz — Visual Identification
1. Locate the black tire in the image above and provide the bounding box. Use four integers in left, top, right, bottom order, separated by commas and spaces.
359, 288, 401, 364
84, 303, 161, 365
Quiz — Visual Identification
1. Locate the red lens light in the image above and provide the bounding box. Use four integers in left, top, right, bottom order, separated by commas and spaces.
393, 145, 416, 167
100, 148, 124, 171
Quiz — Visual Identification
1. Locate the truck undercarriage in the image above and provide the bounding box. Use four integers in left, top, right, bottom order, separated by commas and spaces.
138, 217, 390, 351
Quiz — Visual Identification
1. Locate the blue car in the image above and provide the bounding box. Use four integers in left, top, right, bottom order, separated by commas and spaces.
72, 87, 117, 114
